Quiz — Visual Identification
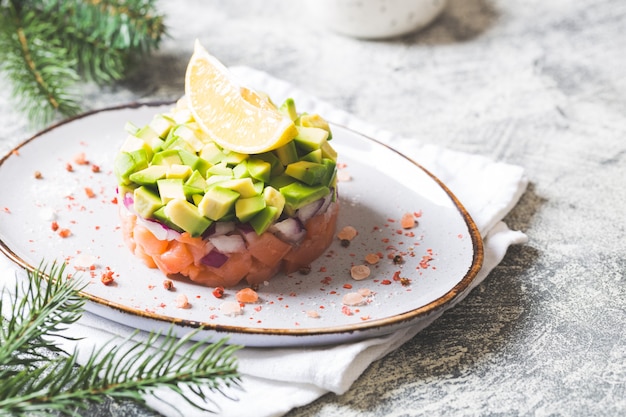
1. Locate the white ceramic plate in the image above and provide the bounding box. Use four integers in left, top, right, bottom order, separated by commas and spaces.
0, 103, 483, 347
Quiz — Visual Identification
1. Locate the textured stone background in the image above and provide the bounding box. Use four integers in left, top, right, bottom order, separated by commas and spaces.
1, 0, 625, 416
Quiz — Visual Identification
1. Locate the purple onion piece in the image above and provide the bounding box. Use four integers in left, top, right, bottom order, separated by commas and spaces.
296, 198, 324, 223
201, 249, 229, 268
123, 193, 134, 209
269, 217, 306, 243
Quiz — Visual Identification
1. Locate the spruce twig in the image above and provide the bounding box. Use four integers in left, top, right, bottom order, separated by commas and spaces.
0, 263, 241, 416
0, 0, 166, 126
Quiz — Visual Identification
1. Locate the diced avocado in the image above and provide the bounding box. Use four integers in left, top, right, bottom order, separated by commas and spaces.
151, 149, 183, 166
192, 157, 212, 177
205, 175, 234, 188
185, 170, 208, 190
191, 194, 203, 206
176, 148, 199, 167
114, 149, 149, 185
166, 164, 192, 180
134, 125, 165, 152
252, 181, 264, 195
149, 114, 176, 139
321, 141, 338, 162
263, 186, 285, 214
129, 165, 168, 186
233, 161, 251, 179
183, 185, 204, 198
120, 134, 154, 158
235, 195, 266, 223
207, 162, 233, 177
246, 158, 271, 183
133, 186, 163, 219
269, 174, 296, 189
157, 178, 186, 204
153, 206, 184, 233
221, 150, 248, 165
164, 198, 212, 237
301, 149, 323, 163
256, 151, 285, 176
321, 158, 337, 187
279, 98, 298, 121
298, 113, 332, 139
219, 178, 259, 198
198, 186, 240, 221
285, 160, 328, 186
280, 182, 330, 212
199, 142, 224, 164
172, 124, 204, 152
273, 141, 298, 166
250, 206, 279, 235
294, 126, 329, 153
167, 137, 196, 154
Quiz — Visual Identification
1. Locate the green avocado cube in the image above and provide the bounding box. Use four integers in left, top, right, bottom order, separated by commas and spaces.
205, 175, 234, 188
263, 186, 285, 214
167, 137, 196, 154
157, 178, 186, 204
285, 160, 328, 186
294, 126, 329, 153
301, 149, 323, 164
151, 149, 183, 166
321, 158, 337, 187
269, 174, 296, 189
133, 186, 163, 219
250, 206, 279, 235
114, 149, 149, 185
298, 113, 332, 139
164, 198, 212, 237
279, 98, 298, 121
198, 186, 240, 221
256, 151, 285, 176
152, 206, 184, 232
185, 170, 208, 190
219, 178, 259, 198
172, 124, 204, 152
247, 158, 272, 183
280, 182, 330, 212
273, 141, 298, 166
321, 141, 338, 162
166, 164, 192, 180
235, 195, 266, 223
149, 114, 175, 139
207, 162, 233, 177
120, 134, 154, 159
233, 161, 251, 179
221, 150, 248, 165
199, 142, 224, 165
129, 165, 168, 186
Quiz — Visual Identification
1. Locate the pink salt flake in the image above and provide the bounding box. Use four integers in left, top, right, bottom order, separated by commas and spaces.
350, 264, 371, 280
357, 288, 373, 297
337, 225, 358, 241
306, 310, 320, 318
342, 292, 366, 306
175, 294, 190, 309
219, 301, 243, 317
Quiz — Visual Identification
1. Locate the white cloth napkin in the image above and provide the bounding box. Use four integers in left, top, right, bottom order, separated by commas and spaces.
0, 67, 528, 417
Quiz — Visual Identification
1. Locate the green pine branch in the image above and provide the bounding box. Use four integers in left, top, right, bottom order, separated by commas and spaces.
0, 263, 241, 416
0, 0, 166, 126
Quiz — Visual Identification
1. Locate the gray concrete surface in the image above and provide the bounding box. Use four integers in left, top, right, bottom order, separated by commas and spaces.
1, 1, 624, 416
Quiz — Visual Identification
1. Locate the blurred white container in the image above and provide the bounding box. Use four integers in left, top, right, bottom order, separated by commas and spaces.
306, 0, 447, 39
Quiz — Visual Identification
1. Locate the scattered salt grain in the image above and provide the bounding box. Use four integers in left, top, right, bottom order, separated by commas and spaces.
350, 264, 371, 280
219, 301, 243, 317
342, 292, 365, 306
175, 294, 190, 309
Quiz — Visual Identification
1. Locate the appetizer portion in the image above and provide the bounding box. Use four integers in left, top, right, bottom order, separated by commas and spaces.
114, 42, 338, 287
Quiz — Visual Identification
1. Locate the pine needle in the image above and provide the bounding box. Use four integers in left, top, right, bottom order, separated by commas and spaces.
0, 262, 241, 416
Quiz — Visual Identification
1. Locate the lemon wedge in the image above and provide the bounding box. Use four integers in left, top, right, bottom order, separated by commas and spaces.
185, 40, 297, 154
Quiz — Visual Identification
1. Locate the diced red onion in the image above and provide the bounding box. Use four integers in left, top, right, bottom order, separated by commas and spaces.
296, 198, 324, 223
213, 221, 236, 236
317, 193, 332, 216
209, 234, 246, 253
201, 249, 229, 268
123, 193, 134, 209
269, 217, 306, 243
